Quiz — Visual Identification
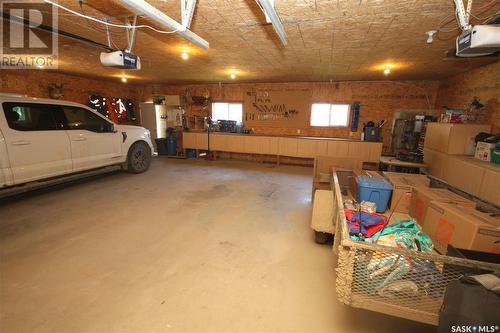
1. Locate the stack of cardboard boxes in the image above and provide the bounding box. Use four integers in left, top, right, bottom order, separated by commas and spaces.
382, 172, 500, 255
420, 122, 500, 254
423, 122, 500, 207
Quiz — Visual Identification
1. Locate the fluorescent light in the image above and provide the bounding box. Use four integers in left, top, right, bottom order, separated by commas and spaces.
120, 0, 209, 49
181, 0, 197, 29
255, 0, 287, 46
263, 0, 274, 23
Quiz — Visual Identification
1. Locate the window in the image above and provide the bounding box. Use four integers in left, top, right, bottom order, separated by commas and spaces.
212, 102, 243, 123
61, 106, 114, 133
2, 102, 59, 131
310, 103, 350, 127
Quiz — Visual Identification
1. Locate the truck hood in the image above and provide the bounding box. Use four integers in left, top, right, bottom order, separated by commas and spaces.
114, 124, 146, 131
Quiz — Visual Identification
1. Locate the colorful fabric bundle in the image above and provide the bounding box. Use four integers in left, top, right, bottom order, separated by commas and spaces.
371, 220, 434, 252
344, 209, 388, 238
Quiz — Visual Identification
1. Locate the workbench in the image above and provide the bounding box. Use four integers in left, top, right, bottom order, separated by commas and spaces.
183, 131, 383, 168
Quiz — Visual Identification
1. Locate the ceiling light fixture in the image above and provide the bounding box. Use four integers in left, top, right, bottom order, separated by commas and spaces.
426, 30, 437, 44
181, 51, 189, 60
230, 73, 236, 79
383, 65, 391, 75
121, 77, 128, 83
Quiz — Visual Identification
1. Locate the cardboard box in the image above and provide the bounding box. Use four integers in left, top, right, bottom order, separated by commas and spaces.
423, 202, 500, 254
425, 151, 498, 200
475, 142, 495, 162
349, 169, 382, 199
479, 168, 500, 206
441, 154, 487, 196
423, 148, 447, 179
383, 172, 430, 213
409, 187, 476, 225
424, 123, 491, 155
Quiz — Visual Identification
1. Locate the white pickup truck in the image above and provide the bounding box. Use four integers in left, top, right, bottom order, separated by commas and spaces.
0, 93, 153, 190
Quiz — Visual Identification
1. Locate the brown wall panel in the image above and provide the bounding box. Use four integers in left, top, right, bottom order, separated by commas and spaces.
140, 80, 440, 150
435, 62, 500, 133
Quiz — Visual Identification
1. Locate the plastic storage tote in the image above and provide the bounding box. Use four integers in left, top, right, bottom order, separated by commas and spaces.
356, 176, 393, 213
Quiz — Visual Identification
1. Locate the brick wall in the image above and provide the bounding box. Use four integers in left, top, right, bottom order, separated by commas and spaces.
2, 69, 458, 151
141, 80, 440, 150
435, 61, 500, 133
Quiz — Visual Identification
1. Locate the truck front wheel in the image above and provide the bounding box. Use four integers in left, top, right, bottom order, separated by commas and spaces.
127, 141, 151, 173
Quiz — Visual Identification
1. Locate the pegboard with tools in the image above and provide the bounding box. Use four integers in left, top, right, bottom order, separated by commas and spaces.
243, 89, 311, 128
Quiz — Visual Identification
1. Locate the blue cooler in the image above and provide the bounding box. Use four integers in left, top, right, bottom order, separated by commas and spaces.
356, 176, 393, 213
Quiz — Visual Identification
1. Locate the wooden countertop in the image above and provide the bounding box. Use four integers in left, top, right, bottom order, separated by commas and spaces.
184, 131, 381, 143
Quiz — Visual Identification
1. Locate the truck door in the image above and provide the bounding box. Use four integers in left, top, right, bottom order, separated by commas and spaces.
60, 105, 122, 172
0, 127, 14, 187
1, 102, 72, 185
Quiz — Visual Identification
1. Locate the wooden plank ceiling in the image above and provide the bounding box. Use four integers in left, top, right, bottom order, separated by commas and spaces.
28, 0, 500, 83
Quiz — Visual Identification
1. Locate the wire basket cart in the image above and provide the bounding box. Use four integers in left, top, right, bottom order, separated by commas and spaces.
331, 170, 500, 326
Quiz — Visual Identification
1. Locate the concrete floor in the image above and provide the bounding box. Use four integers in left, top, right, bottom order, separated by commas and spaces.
0, 158, 434, 333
